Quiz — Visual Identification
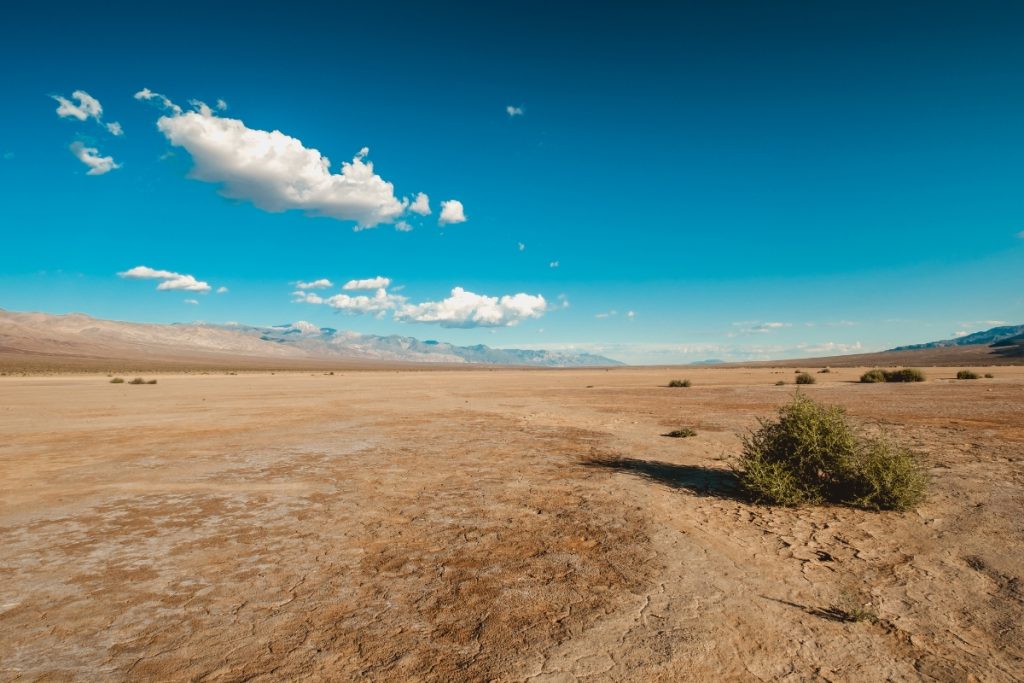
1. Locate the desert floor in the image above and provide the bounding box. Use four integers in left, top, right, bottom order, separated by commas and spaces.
1, 366, 1022, 681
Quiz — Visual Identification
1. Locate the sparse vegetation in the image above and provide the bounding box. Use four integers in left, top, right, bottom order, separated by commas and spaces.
795, 372, 816, 385
984, 373, 994, 378
818, 367, 831, 374
860, 368, 925, 383
734, 394, 927, 510
667, 379, 692, 388
775, 380, 786, 386
126, 377, 157, 385
110, 377, 125, 384
663, 428, 697, 438
956, 370, 980, 380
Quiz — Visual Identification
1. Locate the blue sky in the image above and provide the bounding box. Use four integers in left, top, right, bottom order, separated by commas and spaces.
1, 1, 1022, 364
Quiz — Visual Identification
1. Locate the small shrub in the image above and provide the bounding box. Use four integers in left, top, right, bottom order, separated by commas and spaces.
146, 379, 158, 384
734, 394, 926, 510
110, 377, 125, 384
844, 435, 928, 511
775, 380, 786, 386
795, 372, 816, 385
818, 367, 831, 374
860, 368, 925, 383
956, 370, 979, 380
860, 369, 887, 383
128, 377, 146, 384
984, 373, 994, 378
663, 428, 697, 438
667, 379, 692, 388
884, 368, 925, 382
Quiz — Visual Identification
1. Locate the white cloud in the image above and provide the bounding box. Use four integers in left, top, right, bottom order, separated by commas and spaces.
626, 310, 636, 318
952, 331, 969, 338
732, 321, 791, 334
295, 278, 333, 290
506, 105, 524, 117
119, 265, 212, 293
292, 290, 323, 304
395, 220, 413, 232
216, 98, 228, 111
549, 261, 559, 268
395, 287, 546, 328
324, 288, 404, 315
409, 192, 431, 216
53, 90, 122, 136
595, 310, 617, 319
143, 96, 409, 228
216, 286, 229, 294
184, 298, 199, 305
438, 199, 466, 226
343, 276, 391, 290
518, 242, 525, 251
134, 88, 182, 115
290, 320, 320, 335
69, 142, 120, 175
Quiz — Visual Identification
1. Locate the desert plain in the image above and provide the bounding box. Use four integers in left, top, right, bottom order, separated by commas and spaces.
1, 365, 1022, 681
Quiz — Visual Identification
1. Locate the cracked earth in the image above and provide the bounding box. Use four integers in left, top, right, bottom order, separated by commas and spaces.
1, 367, 1022, 681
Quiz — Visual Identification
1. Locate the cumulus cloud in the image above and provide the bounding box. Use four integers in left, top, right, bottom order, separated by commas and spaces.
119, 265, 212, 293
324, 288, 404, 315
289, 320, 320, 335
438, 199, 466, 226
409, 192, 431, 216
216, 98, 228, 111
506, 105, 524, 117
69, 142, 120, 175
295, 278, 333, 290
53, 90, 122, 136
395, 287, 546, 328
395, 220, 413, 232
343, 276, 391, 290
216, 286, 229, 294
137, 92, 422, 229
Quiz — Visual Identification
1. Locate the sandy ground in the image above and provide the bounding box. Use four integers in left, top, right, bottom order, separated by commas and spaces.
1, 366, 1022, 681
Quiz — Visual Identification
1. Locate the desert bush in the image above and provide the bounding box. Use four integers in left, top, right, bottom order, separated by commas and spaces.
663, 428, 697, 438
734, 394, 926, 510
146, 379, 158, 384
128, 377, 146, 384
775, 380, 786, 386
860, 369, 887, 383
110, 377, 125, 384
984, 373, 994, 378
667, 379, 692, 388
795, 372, 816, 385
818, 367, 831, 374
844, 435, 927, 511
860, 368, 925, 383
884, 368, 925, 382
956, 370, 979, 380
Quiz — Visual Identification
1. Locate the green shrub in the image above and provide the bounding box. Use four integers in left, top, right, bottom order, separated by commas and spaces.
844, 435, 928, 512
734, 394, 926, 511
860, 368, 925, 383
110, 377, 125, 384
795, 372, 816, 385
667, 379, 692, 388
956, 370, 979, 380
860, 369, 887, 383
663, 428, 697, 438
884, 368, 925, 382
128, 377, 146, 384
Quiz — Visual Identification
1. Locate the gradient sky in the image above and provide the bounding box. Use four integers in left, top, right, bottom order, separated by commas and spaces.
2, 1, 1023, 364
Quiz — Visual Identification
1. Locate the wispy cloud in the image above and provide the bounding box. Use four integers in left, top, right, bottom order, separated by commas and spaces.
295, 278, 333, 290
53, 90, 122, 136
119, 265, 212, 293
506, 105, 524, 117
343, 276, 391, 291
69, 142, 120, 175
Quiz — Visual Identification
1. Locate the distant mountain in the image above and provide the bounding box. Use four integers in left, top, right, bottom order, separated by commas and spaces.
689, 359, 725, 365
889, 324, 1024, 351
0, 310, 623, 368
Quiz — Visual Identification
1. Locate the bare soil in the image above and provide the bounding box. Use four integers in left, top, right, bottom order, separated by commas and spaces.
1, 366, 1022, 681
